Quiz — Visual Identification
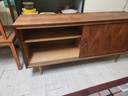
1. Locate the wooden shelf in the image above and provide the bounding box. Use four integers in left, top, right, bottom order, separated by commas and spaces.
28, 44, 79, 66
24, 27, 82, 43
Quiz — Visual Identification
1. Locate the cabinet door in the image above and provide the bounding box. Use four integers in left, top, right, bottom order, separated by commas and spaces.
79, 23, 128, 58
110, 23, 128, 53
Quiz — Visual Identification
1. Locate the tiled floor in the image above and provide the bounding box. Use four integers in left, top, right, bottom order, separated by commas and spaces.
0, 47, 128, 96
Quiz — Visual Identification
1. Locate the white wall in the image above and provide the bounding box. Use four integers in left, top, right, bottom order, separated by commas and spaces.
83, 0, 128, 12
0, 1, 17, 25
124, 1, 128, 11
0, 0, 128, 25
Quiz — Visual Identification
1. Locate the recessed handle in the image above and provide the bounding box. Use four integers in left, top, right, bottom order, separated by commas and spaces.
83, 41, 87, 45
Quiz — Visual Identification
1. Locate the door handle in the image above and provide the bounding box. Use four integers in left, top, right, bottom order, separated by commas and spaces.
83, 41, 87, 45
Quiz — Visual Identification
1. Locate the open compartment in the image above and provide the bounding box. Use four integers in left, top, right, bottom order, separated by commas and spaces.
23, 26, 83, 43
27, 39, 81, 67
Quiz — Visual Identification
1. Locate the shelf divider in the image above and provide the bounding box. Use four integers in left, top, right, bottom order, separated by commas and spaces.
24, 27, 82, 43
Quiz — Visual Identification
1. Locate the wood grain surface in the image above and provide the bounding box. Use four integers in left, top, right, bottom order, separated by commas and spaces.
13, 12, 128, 29
13, 12, 128, 71
80, 22, 128, 57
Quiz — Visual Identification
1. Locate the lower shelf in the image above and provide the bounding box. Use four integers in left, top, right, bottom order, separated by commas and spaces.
27, 48, 128, 68
28, 44, 79, 66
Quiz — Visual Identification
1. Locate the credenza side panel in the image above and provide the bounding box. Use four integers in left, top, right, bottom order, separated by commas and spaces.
16, 29, 29, 68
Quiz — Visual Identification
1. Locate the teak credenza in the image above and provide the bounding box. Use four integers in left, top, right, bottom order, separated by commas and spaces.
13, 12, 128, 74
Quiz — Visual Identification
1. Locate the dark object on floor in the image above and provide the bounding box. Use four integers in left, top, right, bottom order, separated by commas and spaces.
64, 76, 128, 96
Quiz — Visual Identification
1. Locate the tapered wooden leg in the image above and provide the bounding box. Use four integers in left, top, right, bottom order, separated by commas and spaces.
39, 67, 43, 75
115, 54, 121, 63
10, 43, 22, 70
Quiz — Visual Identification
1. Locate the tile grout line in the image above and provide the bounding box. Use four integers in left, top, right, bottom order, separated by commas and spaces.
47, 87, 63, 92
0, 71, 4, 80
44, 72, 49, 96
4, 69, 18, 72
0, 48, 10, 80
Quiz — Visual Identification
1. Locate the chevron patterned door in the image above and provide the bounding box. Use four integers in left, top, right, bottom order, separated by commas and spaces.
79, 22, 128, 58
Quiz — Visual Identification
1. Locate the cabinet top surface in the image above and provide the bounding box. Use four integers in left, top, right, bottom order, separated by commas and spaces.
13, 12, 128, 29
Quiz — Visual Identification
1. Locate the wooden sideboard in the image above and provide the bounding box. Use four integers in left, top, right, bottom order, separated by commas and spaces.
13, 12, 128, 74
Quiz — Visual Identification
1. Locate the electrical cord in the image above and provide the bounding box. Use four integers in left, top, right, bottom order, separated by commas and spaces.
5, 4, 9, 25
122, 0, 128, 11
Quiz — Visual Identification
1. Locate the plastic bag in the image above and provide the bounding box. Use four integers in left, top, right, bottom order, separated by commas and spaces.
4, 0, 15, 6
